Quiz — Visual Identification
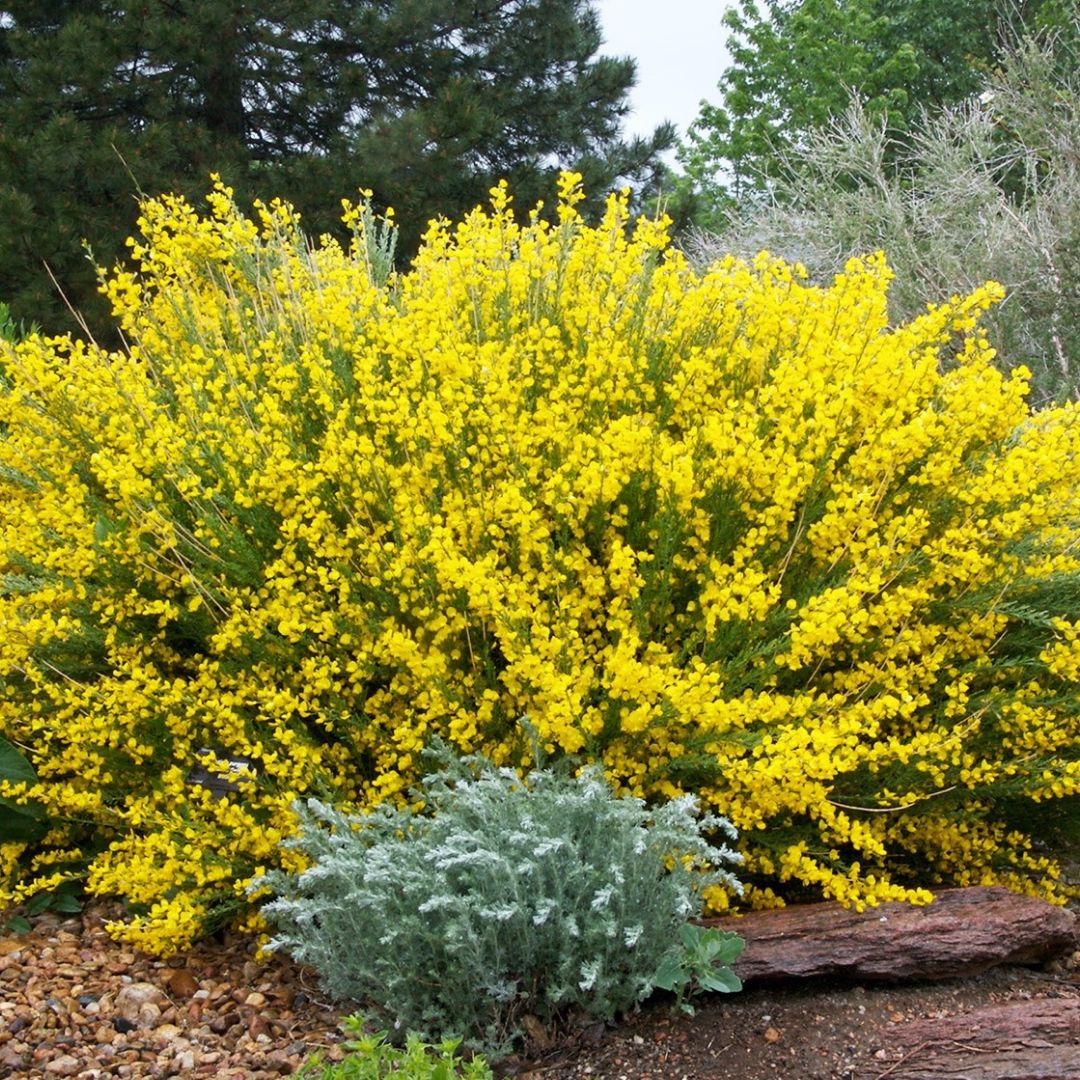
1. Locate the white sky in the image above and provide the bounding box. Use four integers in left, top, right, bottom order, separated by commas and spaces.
592, 0, 733, 147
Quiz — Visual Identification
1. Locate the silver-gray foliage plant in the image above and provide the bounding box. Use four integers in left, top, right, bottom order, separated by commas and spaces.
253, 746, 742, 1056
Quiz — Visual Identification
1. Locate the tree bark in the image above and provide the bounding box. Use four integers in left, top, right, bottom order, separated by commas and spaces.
706, 887, 1078, 985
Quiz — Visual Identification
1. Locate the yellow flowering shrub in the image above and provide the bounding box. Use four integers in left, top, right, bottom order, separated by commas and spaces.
1, 174, 1078, 954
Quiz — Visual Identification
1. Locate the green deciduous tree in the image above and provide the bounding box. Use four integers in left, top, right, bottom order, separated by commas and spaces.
678, 0, 1050, 223
689, 26, 1080, 404
0, 1, 671, 337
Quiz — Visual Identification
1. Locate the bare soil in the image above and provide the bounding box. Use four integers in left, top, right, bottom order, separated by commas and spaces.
508, 963, 1080, 1079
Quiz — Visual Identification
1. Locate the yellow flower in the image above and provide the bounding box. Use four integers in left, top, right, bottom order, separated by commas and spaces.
0, 174, 1076, 952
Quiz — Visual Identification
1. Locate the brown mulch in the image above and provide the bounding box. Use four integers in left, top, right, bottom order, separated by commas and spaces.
0, 903, 1077, 1079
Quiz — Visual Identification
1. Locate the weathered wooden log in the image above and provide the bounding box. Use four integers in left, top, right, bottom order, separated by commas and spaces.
881, 997, 1080, 1075
878, 1002, 1080, 1080
892, 998, 1080, 1052
708, 886, 1078, 984
879, 1046, 1080, 1080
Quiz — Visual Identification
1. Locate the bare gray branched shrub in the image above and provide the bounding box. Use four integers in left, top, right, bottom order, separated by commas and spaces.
252, 747, 742, 1057
688, 27, 1080, 406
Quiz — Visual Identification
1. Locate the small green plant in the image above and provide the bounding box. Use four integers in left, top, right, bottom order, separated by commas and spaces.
298, 1015, 493, 1079
254, 746, 742, 1056
1, 881, 83, 936
0, 735, 83, 932
0, 301, 38, 345
651, 923, 745, 1014
0, 301, 17, 344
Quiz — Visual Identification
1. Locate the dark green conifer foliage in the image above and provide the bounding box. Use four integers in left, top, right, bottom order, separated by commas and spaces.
0, 1, 671, 336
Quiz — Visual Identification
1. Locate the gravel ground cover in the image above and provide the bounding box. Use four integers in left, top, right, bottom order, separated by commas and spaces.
0, 905, 346, 1078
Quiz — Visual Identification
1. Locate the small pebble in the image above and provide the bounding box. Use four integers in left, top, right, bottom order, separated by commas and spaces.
138, 1001, 161, 1027
44, 1054, 82, 1076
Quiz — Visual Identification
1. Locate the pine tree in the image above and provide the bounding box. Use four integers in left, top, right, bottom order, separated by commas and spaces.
0, 1, 671, 337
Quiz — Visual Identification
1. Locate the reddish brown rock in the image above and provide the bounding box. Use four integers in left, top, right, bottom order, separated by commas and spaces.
247, 1013, 270, 1040
711, 886, 1078, 984
165, 967, 199, 999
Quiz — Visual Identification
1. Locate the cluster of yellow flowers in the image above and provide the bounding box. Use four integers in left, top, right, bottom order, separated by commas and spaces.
1, 174, 1078, 954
